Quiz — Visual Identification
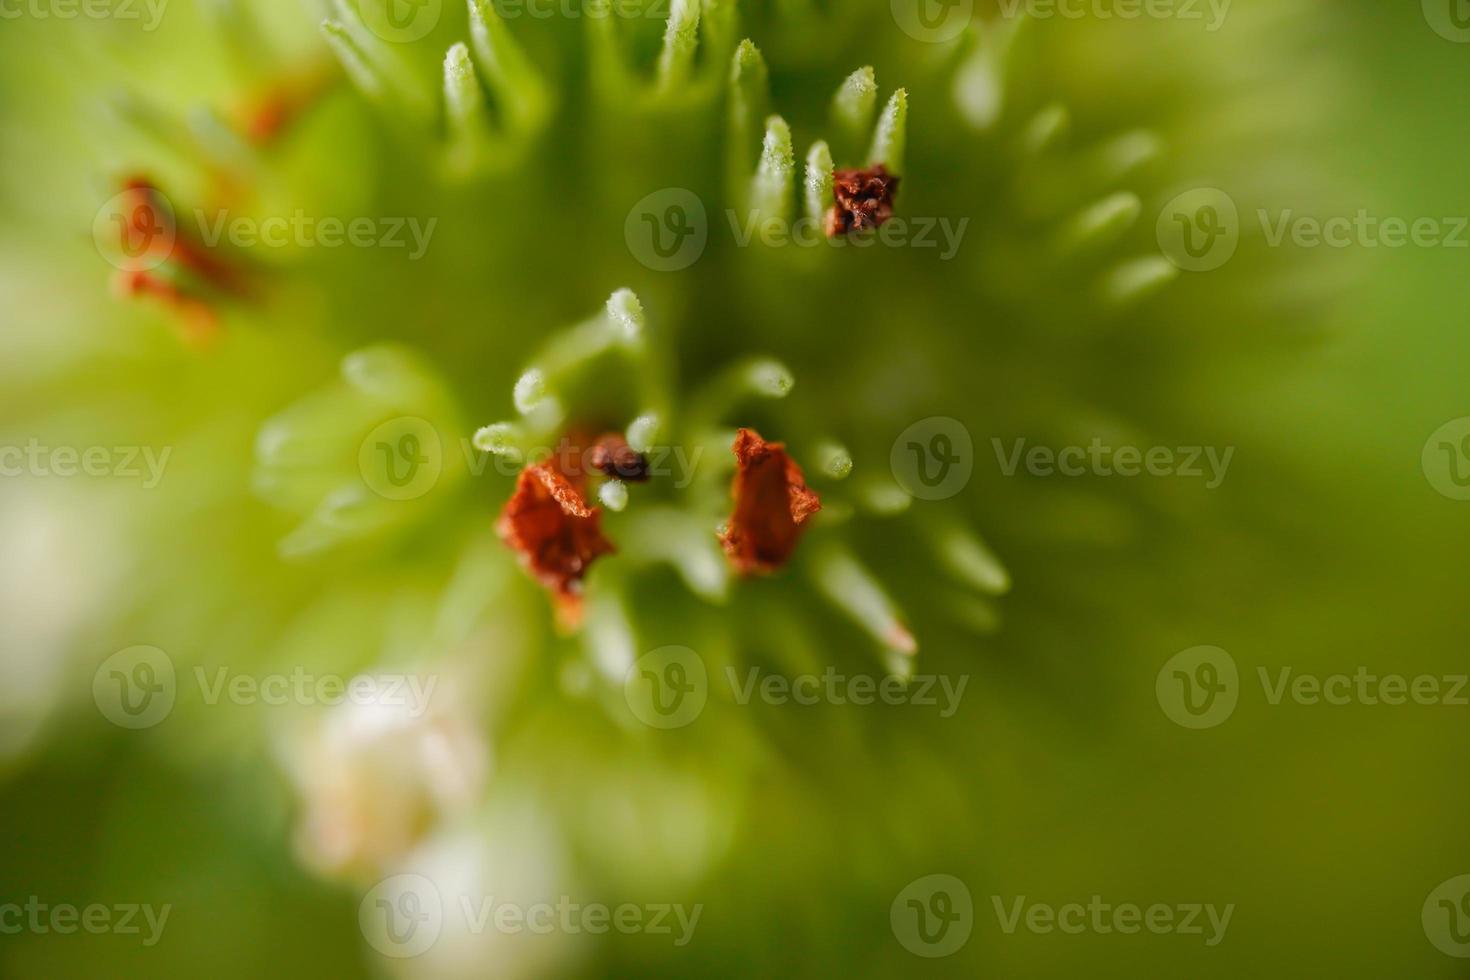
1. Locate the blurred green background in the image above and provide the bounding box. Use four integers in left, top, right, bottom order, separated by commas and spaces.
2, 0, 1469, 976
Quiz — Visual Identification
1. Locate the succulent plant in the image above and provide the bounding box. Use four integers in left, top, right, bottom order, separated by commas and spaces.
0, 0, 1339, 975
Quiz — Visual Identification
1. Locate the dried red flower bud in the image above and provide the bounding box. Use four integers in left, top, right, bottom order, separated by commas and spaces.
588, 433, 650, 482
718, 428, 822, 575
496, 462, 615, 628
825, 165, 900, 238
115, 177, 250, 298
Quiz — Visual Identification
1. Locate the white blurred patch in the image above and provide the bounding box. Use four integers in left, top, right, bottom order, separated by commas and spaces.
281, 678, 491, 878
374, 806, 586, 980
0, 487, 115, 764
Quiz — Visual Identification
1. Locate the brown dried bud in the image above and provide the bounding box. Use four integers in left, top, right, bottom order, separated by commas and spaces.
588, 433, 650, 482
718, 428, 822, 575
496, 462, 615, 628
825, 165, 900, 238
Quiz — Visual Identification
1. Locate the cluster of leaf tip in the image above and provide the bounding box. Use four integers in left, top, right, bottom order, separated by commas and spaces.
473, 289, 1011, 675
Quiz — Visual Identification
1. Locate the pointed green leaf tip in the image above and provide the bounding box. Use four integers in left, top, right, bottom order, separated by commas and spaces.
1058, 192, 1142, 255
320, 20, 384, 100
868, 89, 908, 176
832, 66, 877, 151
657, 0, 702, 90
468, 0, 550, 133
730, 38, 769, 117
443, 43, 486, 138
605, 288, 645, 345
804, 140, 835, 227
728, 39, 769, 208
746, 358, 793, 398
1020, 103, 1069, 156
751, 115, 794, 228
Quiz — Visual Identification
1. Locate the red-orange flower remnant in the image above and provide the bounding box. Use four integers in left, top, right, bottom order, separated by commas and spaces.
108, 177, 253, 344
718, 428, 822, 575
825, 165, 900, 238
233, 63, 335, 147
496, 460, 615, 629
